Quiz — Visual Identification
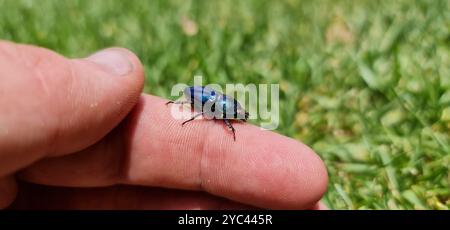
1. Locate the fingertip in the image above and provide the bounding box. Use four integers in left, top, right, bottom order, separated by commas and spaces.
296, 144, 329, 208
252, 134, 329, 209
104, 47, 145, 83
85, 47, 145, 90
315, 202, 329, 210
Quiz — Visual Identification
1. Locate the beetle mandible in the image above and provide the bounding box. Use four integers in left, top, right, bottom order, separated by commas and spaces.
166, 86, 249, 141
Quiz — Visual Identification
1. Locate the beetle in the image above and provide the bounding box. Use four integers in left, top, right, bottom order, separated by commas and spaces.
166, 86, 249, 141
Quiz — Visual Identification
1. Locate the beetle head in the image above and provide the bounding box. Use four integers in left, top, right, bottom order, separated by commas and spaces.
237, 109, 249, 121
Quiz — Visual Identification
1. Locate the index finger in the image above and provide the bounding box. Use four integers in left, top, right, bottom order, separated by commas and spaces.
20, 94, 328, 209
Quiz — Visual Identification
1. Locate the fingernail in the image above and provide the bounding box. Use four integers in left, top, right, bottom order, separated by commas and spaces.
86, 49, 133, 76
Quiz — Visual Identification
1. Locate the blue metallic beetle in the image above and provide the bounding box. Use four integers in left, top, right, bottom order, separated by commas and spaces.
166, 86, 249, 141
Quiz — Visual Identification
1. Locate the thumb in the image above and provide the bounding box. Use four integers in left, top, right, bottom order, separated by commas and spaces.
0, 41, 144, 177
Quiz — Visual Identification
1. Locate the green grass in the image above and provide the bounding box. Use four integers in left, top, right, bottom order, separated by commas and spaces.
0, 0, 449, 209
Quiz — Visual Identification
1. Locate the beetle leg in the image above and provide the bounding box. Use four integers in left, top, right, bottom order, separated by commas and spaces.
224, 119, 236, 141
166, 100, 190, 105
182, 112, 204, 126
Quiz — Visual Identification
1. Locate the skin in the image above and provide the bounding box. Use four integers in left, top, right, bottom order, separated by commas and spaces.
0, 40, 328, 210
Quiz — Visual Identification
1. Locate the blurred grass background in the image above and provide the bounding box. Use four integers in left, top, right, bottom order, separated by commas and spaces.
0, 0, 449, 209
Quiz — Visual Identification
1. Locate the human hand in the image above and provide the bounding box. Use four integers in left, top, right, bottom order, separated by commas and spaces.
0, 41, 328, 210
